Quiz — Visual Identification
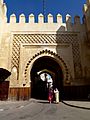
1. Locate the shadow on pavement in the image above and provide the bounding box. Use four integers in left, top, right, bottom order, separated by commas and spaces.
61, 100, 90, 110
37, 101, 49, 104
36, 99, 56, 104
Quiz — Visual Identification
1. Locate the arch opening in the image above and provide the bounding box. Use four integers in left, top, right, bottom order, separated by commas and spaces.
30, 56, 63, 100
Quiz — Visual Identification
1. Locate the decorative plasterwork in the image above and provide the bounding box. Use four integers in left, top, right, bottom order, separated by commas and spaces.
11, 33, 82, 79
24, 49, 69, 84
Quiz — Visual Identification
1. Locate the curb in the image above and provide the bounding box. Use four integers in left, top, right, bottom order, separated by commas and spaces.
62, 101, 90, 110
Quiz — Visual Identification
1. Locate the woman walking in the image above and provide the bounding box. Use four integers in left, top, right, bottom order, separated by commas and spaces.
48, 87, 53, 103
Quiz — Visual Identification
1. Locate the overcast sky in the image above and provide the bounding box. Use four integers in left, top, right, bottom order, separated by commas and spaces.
4, 0, 86, 22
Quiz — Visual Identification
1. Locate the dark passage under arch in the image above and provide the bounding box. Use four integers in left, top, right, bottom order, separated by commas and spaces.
30, 56, 63, 100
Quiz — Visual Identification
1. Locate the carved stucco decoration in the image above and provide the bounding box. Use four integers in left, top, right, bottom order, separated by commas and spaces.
11, 33, 82, 79
24, 49, 69, 84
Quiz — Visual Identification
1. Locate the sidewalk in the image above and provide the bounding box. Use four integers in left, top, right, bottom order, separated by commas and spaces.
62, 100, 90, 109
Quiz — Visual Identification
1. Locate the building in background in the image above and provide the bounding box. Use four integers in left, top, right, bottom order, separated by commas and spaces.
0, 0, 90, 100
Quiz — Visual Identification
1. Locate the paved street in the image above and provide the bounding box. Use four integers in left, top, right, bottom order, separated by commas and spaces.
0, 99, 90, 120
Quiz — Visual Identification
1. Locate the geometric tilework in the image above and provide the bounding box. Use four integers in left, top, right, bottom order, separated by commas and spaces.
12, 33, 82, 78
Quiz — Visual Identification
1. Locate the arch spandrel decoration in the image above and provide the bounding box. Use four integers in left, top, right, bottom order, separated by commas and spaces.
24, 49, 69, 85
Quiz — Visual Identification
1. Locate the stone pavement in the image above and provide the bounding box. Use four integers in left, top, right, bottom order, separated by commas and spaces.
0, 99, 90, 110
0, 100, 31, 111
0, 99, 90, 120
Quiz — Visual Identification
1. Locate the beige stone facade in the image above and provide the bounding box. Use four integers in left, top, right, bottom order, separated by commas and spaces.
0, 0, 90, 100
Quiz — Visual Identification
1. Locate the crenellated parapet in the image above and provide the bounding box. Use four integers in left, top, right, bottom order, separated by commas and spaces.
29, 14, 35, 23
57, 14, 63, 24
0, 0, 83, 33
7, 13, 83, 32
9, 14, 16, 23
19, 14, 26, 23
9, 13, 81, 25
38, 13, 44, 23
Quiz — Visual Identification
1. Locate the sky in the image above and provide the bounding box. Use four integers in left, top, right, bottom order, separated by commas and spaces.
4, 0, 86, 22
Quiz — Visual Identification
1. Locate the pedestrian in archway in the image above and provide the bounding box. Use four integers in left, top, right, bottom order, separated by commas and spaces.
54, 88, 59, 103
48, 87, 53, 103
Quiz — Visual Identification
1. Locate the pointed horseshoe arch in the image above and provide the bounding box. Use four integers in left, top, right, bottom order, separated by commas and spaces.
24, 49, 69, 85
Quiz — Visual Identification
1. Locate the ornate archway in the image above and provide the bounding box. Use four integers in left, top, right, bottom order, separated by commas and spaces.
24, 49, 69, 99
